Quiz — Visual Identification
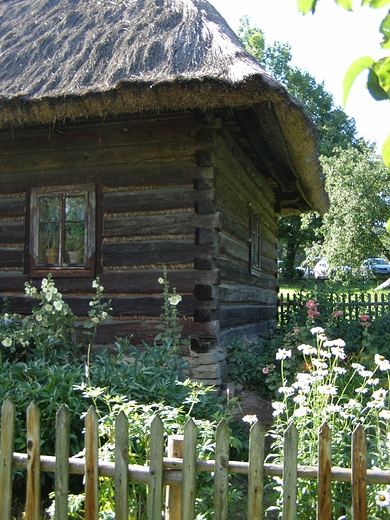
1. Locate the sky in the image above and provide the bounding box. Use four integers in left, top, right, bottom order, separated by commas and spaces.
208, 0, 389, 153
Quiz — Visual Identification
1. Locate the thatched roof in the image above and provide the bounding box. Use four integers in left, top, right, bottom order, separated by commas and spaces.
0, 0, 329, 214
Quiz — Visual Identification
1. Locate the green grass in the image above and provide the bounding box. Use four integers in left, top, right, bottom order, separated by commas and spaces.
278, 277, 385, 298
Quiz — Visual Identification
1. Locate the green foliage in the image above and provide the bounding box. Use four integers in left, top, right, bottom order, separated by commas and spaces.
297, 0, 390, 166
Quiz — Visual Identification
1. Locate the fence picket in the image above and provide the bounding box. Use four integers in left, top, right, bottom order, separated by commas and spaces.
181, 419, 197, 520
0, 398, 15, 520
214, 419, 230, 520
165, 435, 184, 520
352, 425, 367, 520
26, 402, 41, 520
283, 422, 298, 520
55, 405, 70, 520
149, 414, 164, 520
247, 420, 265, 520
85, 406, 99, 520
115, 411, 129, 520
317, 422, 331, 520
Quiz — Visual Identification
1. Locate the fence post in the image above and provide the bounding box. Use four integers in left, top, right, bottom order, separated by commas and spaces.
317, 422, 331, 520
247, 420, 265, 520
0, 398, 15, 520
149, 415, 164, 520
352, 425, 367, 520
165, 435, 184, 520
283, 422, 298, 520
85, 406, 99, 520
115, 411, 129, 520
182, 419, 197, 520
55, 405, 70, 520
214, 419, 230, 520
26, 402, 41, 520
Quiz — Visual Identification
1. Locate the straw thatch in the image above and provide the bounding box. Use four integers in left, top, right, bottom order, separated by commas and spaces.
0, 0, 329, 214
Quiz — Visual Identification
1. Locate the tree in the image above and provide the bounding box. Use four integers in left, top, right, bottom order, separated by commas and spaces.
310, 143, 390, 274
238, 17, 360, 274
297, 0, 390, 166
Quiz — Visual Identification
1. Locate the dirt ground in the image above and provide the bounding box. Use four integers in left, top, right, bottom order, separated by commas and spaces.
230, 386, 273, 431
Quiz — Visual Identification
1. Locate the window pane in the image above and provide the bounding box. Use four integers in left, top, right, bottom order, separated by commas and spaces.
65, 196, 86, 220
38, 222, 59, 264
39, 196, 60, 221
65, 222, 85, 264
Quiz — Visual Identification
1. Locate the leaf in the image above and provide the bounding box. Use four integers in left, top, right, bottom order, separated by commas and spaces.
382, 133, 390, 168
380, 13, 390, 48
335, 0, 353, 9
343, 56, 375, 105
368, 58, 390, 100
367, 68, 389, 99
297, 0, 318, 14
361, 0, 390, 7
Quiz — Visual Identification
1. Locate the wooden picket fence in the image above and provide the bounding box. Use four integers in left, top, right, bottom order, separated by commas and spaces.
278, 291, 390, 325
1, 399, 390, 520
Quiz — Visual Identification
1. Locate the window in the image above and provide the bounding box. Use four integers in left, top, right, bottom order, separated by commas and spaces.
250, 209, 261, 273
30, 185, 96, 274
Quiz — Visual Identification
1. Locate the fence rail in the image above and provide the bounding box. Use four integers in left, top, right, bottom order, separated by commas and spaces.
278, 291, 390, 325
1, 399, 390, 519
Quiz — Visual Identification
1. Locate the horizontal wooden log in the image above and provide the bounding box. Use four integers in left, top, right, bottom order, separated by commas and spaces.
0, 116, 207, 156
0, 271, 29, 292
103, 187, 214, 214
218, 305, 275, 328
194, 284, 214, 300
103, 241, 217, 267
0, 221, 25, 243
0, 248, 23, 267
218, 233, 248, 264
217, 283, 277, 306
0, 139, 200, 173
2, 294, 219, 317
94, 320, 219, 343
0, 197, 25, 218
0, 269, 221, 295
0, 162, 213, 194
218, 257, 277, 288
104, 214, 220, 238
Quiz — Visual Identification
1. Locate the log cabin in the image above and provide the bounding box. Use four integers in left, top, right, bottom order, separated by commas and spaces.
0, 0, 329, 385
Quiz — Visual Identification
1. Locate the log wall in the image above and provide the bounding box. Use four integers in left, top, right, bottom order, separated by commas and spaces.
0, 112, 279, 385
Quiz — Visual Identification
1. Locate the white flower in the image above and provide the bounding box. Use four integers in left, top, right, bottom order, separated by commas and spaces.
367, 378, 379, 386
355, 387, 369, 394
379, 410, 390, 420
376, 490, 390, 507
298, 344, 317, 355
276, 348, 292, 360
35, 314, 42, 322
312, 359, 328, 369
278, 386, 294, 395
1, 337, 12, 347
359, 370, 374, 378
101, 312, 107, 320
318, 384, 337, 396
168, 294, 182, 306
53, 300, 63, 311
272, 402, 286, 416
325, 405, 342, 414
293, 406, 309, 417
242, 414, 257, 424
367, 399, 385, 409
372, 389, 387, 400
319, 349, 332, 358
375, 354, 390, 371
352, 363, 365, 372
293, 394, 306, 405
310, 327, 324, 335
44, 304, 52, 312
330, 346, 346, 359
41, 278, 48, 288
333, 367, 347, 375
158, 277, 165, 284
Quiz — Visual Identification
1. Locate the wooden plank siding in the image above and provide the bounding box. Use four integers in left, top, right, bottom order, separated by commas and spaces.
211, 124, 278, 343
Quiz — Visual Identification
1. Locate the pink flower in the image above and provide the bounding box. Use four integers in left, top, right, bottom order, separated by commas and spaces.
262, 367, 269, 375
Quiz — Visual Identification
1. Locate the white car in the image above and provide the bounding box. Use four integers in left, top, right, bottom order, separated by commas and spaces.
313, 259, 328, 279
361, 258, 390, 276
